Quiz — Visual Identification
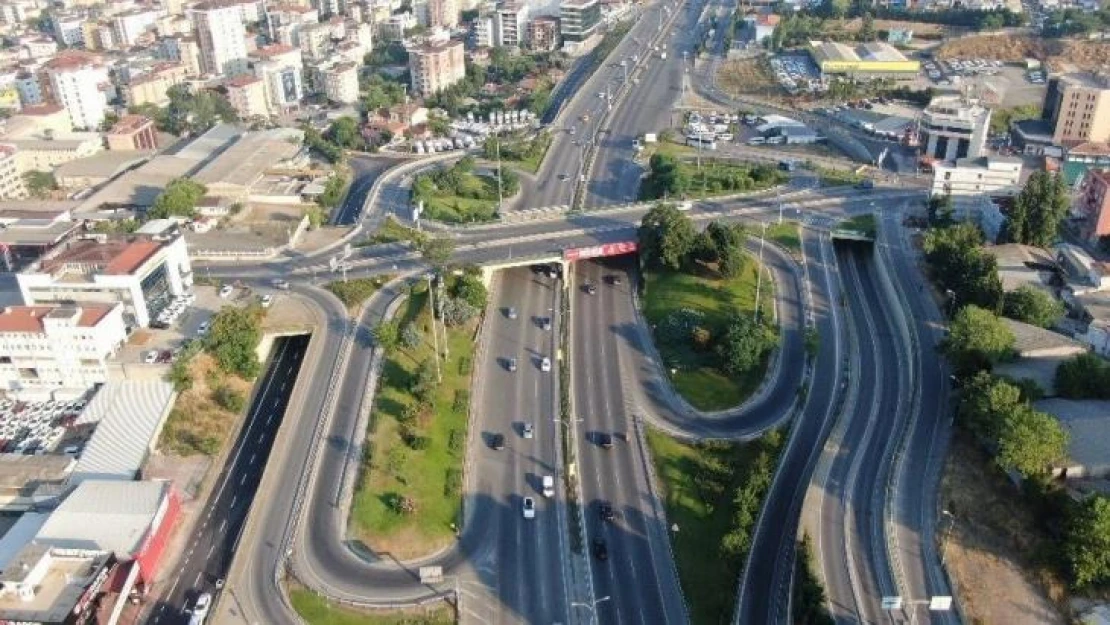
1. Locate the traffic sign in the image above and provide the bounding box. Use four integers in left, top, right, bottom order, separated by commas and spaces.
881, 596, 903, 610
419, 566, 443, 584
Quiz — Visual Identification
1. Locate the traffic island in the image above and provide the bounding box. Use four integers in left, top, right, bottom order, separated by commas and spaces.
348, 275, 486, 559
289, 584, 455, 625
411, 156, 520, 224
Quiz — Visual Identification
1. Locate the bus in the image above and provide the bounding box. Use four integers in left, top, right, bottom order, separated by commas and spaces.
685, 134, 717, 150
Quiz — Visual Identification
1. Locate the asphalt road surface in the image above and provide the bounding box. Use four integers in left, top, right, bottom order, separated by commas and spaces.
152, 335, 308, 624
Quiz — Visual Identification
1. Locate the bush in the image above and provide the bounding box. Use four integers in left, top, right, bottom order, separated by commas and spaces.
212, 385, 246, 412
444, 468, 463, 497
452, 390, 469, 413
1055, 353, 1110, 399
448, 428, 465, 454
405, 434, 430, 450
658, 309, 706, 345
440, 297, 479, 326
401, 323, 422, 349
169, 358, 193, 392
204, 307, 262, 379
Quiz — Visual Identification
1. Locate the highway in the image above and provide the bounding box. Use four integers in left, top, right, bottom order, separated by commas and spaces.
571, 257, 687, 625
154, 335, 309, 624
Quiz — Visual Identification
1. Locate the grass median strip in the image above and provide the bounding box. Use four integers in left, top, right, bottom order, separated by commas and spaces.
647, 428, 784, 624
349, 279, 480, 559
765, 221, 801, 253
289, 587, 455, 625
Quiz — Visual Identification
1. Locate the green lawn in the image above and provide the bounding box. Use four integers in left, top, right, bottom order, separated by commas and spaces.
417, 171, 500, 224
765, 221, 801, 253
499, 132, 552, 174
363, 216, 428, 247
290, 588, 455, 625
326, 277, 390, 312
642, 258, 772, 411
349, 285, 477, 558
646, 430, 764, 624
838, 213, 877, 238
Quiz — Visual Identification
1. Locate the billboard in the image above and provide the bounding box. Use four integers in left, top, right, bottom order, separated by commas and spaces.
818, 60, 921, 74
563, 241, 638, 261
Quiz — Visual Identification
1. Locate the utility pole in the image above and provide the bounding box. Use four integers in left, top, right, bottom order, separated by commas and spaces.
426, 274, 442, 382
777, 186, 783, 224
495, 135, 503, 213
754, 221, 767, 324
436, 275, 449, 357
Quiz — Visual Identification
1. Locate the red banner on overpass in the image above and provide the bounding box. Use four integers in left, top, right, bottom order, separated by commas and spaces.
563, 241, 638, 261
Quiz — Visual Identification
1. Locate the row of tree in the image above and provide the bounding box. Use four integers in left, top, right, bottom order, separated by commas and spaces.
642, 154, 784, 201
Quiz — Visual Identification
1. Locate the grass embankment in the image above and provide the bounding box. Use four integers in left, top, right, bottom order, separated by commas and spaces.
364, 216, 429, 247
647, 429, 784, 624
290, 587, 455, 625
326, 277, 390, 312
642, 259, 772, 411
349, 285, 477, 558
160, 352, 254, 455
489, 132, 552, 174
838, 214, 877, 238
814, 166, 865, 187
765, 222, 802, 253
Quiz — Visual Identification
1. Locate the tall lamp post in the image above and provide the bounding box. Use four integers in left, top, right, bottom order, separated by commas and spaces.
571, 595, 612, 625
754, 221, 768, 324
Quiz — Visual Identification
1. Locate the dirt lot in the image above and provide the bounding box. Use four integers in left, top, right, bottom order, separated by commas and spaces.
937, 35, 1110, 72
716, 58, 781, 99
941, 431, 1068, 625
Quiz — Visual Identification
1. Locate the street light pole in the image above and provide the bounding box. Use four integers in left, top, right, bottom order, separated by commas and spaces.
426, 274, 442, 382
571, 595, 612, 625
754, 221, 768, 324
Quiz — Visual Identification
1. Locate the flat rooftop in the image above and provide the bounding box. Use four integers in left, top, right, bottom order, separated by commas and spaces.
0, 548, 110, 624
0, 305, 114, 333
1036, 398, 1110, 477
0, 455, 75, 493
31, 236, 164, 278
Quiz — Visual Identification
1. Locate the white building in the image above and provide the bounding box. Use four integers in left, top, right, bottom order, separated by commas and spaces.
16, 232, 193, 330
495, 1, 528, 47
920, 95, 992, 162
253, 44, 303, 114
43, 52, 109, 131
192, 0, 249, 77
930, 155, 1023, 198
51, 13, 87, 47
0, 303, 126, 400
0, 145, 26, 200
112, 8, 160, 48
473, 15, 495, 47
322, 60, 359, 104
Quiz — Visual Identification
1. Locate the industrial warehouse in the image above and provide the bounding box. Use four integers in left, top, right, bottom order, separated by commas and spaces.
808, 41, 921, 78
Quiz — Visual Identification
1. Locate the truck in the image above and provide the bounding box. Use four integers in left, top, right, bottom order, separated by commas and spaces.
643, 133, 657, 144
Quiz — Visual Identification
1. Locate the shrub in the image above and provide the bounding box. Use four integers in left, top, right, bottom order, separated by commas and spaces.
212, 385, 246, 412
444, 468, 462, 497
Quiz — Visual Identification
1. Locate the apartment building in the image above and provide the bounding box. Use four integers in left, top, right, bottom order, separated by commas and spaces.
105, 115, 157, 151
409, 39, 465, 97
112, 8, 160, 47
123, 63, 186, 107
1043, 73, 1110, 147
322, 60, 359, 104
42, 51, 109, 131
17, 232, 194, 330
298, 21, 332, 61
226, 74, 269, 118
427, 0, 459, 28
919, 94, 991, 162
14, 72, 43, 107
930, 155, 1023, 198
473, 15, 495, 47
495, 1, 528, 47
528, 16, 559, 52
0, 145, 26, 200
0, 304, 126, 399
52, 13, 87, 47
160, 35, 203, 76
560, 0, 600, 46
1077, 169, 1110, 243
252, 44, 303, 113
192, 0, 250, 77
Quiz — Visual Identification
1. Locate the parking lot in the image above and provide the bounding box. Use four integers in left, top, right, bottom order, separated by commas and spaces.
0, 397, 90, 456
922, 58, 1046, 108
769, 54, 826, 95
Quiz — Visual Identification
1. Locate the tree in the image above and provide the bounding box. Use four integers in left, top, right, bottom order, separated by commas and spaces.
204, 306, 262, 379
373, 320, 401, 352
639, 203, 697, 270
450, 274, 487, 309
995, 404, 1068, 478
401, 323, 421, 349
1066, 495, 1110, 588
957, 371, 1024, 441
1004, 170, 1070, 247
1055, 353, 1110, 399
642, 153, 691, 199
148, 178, 207, 220
859, 12, 876, 40
325, 117, 364, 150
21, 171, 57, 199
922, 223, 1004, 313
942, 305, 1014, 375
411, 358, 439, 403
717, 313, 776, 376
420, 237, 455, 268
698, 221, 747, 277
1002, 286, 1065, 328
318, 173, 348, 209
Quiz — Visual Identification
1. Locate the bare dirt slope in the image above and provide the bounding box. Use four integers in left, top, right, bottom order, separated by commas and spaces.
938, 34, 1110, 72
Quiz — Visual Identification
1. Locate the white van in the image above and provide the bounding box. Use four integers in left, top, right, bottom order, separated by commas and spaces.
542, 475, 555, 497
747, 137, 767, 145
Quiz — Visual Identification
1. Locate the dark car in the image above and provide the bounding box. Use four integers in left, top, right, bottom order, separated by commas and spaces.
592, 538, 609, 560
605, 275, 623, 286
599, 502, 615, 522
490, 433, 505, 450
585, 283, 598, 295
598, 433, 614, 449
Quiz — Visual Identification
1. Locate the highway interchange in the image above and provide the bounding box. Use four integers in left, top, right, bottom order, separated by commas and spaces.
183, 0, 962, 623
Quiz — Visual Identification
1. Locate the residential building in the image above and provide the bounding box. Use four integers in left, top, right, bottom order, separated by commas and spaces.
527, 15, 559, 51
160, 35, 203, 76
13, 72, 44, 108
1, 107, 103, 172
193, 0, 250, 77
0, 145, 26, 200
560, 0, 600, 47
252, 44, 304, 113
112, 8, 159, 47
495, 1, 528, 47
52, 13, 87, 47
42, 52, 109, 131
1062, 142, 1110, 186
473, 15, 495, 47
1042, 72, 1110, 147
298, 21, 332, 61
226, 74, 270, 118
16, 232, 194, 330
378, 12, 415, 41
930, 155, 1023, 198
0, 545, 114, 625
105, 115, 157, 151
409, 39, 465, 96
746, 13, 779, 44
0, 303, 126, 398
322, 60, 359, 104
428, 0, 458, 28
920, 94, 992, 162
1077, 168, 1110, 243
123, 63, 186, 107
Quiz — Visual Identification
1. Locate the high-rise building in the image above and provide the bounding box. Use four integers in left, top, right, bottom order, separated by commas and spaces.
0, 145, 26, 199
1077, 168, 1110, 243
560, 0, 600, 46
226, 74, 270, 118
252, 44, 304, 114
527, 15, 559, 51
1042, 73, 1110, 147
52, 13, 87, 47
427, 0, 458, 29
919, 95, 991, 163
495, 1, 528, 47
192, 0, 250, 77
322, 60, 359, 104
42, 51, 108, 131
473, 15, 494, 47
112, 8, 160, 47
124, 63, 187, 107
161, 35, 203, 76
409, 39, 465, 97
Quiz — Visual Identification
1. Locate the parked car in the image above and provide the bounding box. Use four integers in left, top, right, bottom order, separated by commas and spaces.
143, 350, 158, 364
260, 294, 274, 308
218, 284, 233, 298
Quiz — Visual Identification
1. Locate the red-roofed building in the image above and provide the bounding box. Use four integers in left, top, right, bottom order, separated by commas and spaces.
1078, 169, 1110, 243
0, 303, 126, 399
16, 231, 193, 330
106, 115, 157, 151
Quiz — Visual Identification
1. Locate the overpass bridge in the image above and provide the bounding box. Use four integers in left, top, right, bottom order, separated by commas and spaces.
477, 241, 640, 286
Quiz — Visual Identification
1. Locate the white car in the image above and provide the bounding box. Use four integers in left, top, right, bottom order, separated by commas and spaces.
218, 285, 233, 298
542, 475, 555, 498
522, 497, 536, 519
196, 320, 211, 336
261, 294, 273, 308
143, 350, 159, 364
540, 357, 552, 372
191, 593, 212, 619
